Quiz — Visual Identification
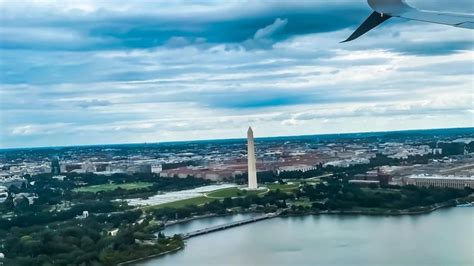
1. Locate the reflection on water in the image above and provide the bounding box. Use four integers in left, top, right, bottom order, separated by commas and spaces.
141, 208, 474, 266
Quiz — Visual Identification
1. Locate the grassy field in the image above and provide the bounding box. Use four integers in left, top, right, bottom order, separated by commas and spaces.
144, 196, 217, 210
205, 187, 266, 198
305, 180, 321, 185
143, 182, 299, 210
293, 199, 313, 207
74, 182, 153, 193
266, 182, 300, 192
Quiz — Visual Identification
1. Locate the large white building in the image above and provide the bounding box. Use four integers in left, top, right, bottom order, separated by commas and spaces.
276, 164, 318, 174
404, 174, 474, 189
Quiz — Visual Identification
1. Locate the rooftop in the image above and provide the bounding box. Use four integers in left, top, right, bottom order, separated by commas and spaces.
407, 174, 474, 181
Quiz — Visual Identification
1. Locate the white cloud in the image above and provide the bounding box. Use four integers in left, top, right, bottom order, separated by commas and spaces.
242, 18, 288, 49
254, 18, 288, 39
0, 1, 473, 148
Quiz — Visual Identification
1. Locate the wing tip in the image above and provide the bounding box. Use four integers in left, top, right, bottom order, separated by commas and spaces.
341, 11, 391, 43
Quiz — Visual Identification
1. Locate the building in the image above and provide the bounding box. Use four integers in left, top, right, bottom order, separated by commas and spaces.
353, 169, 392, 185
52, 175, 66, 181
126, 164, 152, 174
247, 127, 258, 189
404, 174, 474, 189
82, 161, 96, 173
276, 164, 318, 174
151, 164, 163, 174
323, 158, 370, 168
51, 157, 61, 175
65, 163, 82, 172
0, 186, 8, 203
0, 176, 27, 189
348, 180, 380, 186
13, 193, 37, 205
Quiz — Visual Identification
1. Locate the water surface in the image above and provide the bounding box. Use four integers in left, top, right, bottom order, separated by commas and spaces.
142, 208, 474, 266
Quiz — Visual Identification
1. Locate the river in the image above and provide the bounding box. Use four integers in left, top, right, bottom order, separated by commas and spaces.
141, 208, 474, 266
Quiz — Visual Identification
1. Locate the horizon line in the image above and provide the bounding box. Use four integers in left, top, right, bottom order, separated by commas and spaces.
1, 126, 473, 151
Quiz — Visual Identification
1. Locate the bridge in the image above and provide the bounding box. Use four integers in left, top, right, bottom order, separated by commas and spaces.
181, 210, 283, 239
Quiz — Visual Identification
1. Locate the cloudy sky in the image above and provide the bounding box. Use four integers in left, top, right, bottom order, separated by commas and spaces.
0, 0, 473, 148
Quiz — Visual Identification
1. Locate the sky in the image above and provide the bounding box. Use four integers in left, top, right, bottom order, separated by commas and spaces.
0, 0, 473, 148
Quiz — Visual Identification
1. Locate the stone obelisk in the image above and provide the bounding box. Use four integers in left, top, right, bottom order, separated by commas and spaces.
247, 127, 258, 189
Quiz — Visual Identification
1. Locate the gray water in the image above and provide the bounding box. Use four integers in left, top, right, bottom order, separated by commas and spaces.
143, 208, 474, 266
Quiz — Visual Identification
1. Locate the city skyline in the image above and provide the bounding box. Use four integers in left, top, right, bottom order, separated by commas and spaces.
0, 126, 472, 150
1, 0, 473, 148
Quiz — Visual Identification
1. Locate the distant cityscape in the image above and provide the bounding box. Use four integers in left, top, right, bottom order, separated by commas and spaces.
1, 127, 474, 264
1, 128, 474, 204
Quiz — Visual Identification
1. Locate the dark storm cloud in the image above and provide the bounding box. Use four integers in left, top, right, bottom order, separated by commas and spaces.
0, 1, 369, 51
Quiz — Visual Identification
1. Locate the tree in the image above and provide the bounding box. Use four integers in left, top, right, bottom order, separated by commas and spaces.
80, 236, 95, 251
222, 197, 233, 208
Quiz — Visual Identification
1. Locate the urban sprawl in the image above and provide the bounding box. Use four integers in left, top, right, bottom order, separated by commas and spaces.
2, 129, 474, 204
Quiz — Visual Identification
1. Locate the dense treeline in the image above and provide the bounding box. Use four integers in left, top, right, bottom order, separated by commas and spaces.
296, 178, 472, 212
18, 174, 211, 204
1, 209, 183, 266
151, 177, 472, 225
151, 190, 292, 222
0, 176, 212, 230
27, 173, 211, 192
71, 176, 212, 200
0, 200, 122, 230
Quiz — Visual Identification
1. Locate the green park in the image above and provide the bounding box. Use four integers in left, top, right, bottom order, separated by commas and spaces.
74, 182, 153, 193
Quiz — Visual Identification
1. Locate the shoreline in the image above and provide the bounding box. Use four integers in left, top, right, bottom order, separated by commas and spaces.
164, 201, 457, 228
164, 213, 221, 226
282, 202, 454, 217
117, 246, 183, 266
128, 201, 465, 265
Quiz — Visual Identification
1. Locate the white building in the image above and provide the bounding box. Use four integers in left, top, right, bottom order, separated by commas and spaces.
277, 164, 318, 174
404, 174, 474, 189
151, 164, 163, 174
82, 161, 96, 173
0, 186, 8, 203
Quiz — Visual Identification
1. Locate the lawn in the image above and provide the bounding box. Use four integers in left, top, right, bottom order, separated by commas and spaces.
144, 196, 217, 210
74, 182, 153, 193
145, 186, 269, 210
267, 182, 300, 192
205, 187, 266, 198
293, 199, 313, 207
140, 183, 299, 210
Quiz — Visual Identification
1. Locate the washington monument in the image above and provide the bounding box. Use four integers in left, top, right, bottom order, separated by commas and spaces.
247, 127, 258, 189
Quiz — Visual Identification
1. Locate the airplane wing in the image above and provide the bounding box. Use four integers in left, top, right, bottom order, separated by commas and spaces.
342, 0, 474, 42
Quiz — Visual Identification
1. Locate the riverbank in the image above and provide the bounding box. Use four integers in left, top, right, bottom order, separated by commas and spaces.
165, 199, 459, 228
117, 246, 183, 266
133, 199, 467, 264
164, 213, 221, 226
283, 202, 455, 217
